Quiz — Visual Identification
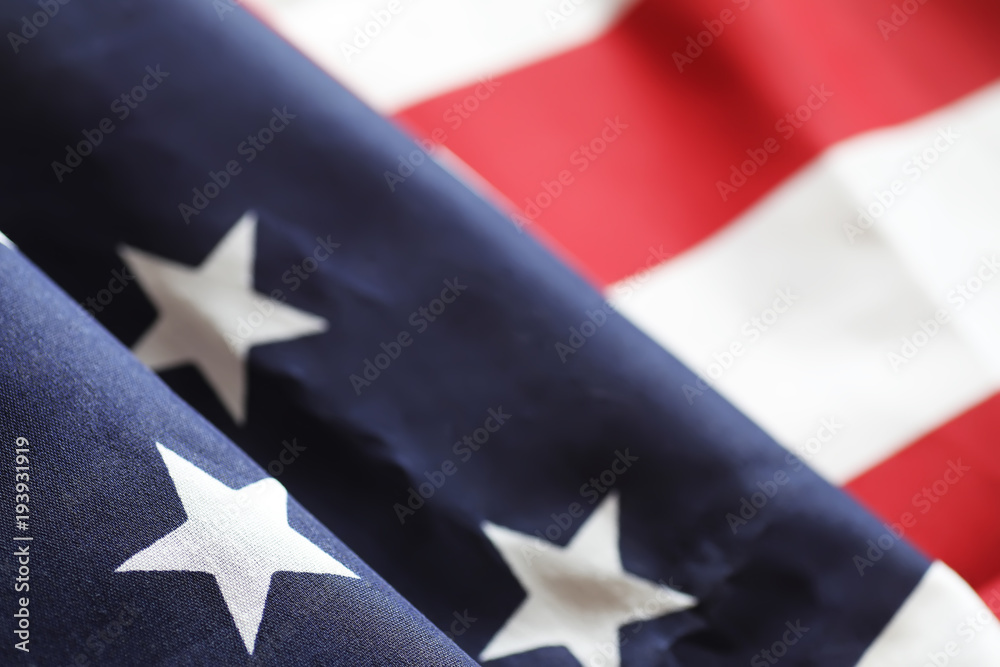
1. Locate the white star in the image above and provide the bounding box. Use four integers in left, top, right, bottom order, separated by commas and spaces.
480, 493, 697, 666
117, 443, 358, 654
120, 211, 327, 423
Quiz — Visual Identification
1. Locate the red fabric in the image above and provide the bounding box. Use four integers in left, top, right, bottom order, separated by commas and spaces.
847, 393, 1000, 592
398, 0, 1000, 285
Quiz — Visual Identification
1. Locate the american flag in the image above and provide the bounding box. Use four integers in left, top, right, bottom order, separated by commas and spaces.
2, 0, 999, 664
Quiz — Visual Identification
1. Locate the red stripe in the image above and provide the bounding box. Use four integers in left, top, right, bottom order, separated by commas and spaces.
845, 393, 1000, 595
977, 575, 1000, 614
397, 0, 1000, 285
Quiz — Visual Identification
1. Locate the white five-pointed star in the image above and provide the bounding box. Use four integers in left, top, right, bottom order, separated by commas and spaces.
117, 443, 358, 654
120, 211, 327, 423
480, 493, 697, 666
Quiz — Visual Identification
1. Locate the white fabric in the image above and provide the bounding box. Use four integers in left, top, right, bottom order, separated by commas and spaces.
118, 444, 357, 653
858, 561, 1000, 666
612, 81, 1000, 484
253, 0, 640, 112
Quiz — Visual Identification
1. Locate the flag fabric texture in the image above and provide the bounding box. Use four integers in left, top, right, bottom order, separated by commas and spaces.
1, 0, 999, 666
261, 0, 1000, 650
256, 0, 1000, 601
0, 244, 479, 665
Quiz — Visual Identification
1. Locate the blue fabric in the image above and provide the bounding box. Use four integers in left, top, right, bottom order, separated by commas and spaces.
0, 0, 930, 664
0, 247, 477, 664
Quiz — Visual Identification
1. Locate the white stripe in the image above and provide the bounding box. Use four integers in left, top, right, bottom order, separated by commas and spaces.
857, 562, 1000, 666
612, 80, 1000, 484
251, 0, 639, 113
